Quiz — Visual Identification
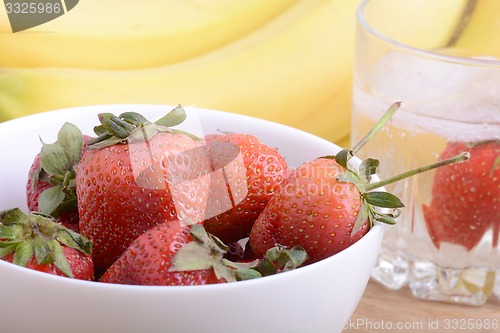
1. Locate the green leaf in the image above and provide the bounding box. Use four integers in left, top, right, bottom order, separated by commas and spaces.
168, 242, 215, 272
57, 228, 93, 255
0, 239, 21, 248
0, 208, 27, 226
30, 163, 42, 189
352, 203, 370, 233
0, 224, 19, 240
189, 224, 227, 255
107, 115, 136, 139
48, 240, 73, 278
154, 105, 187, 127
97, 113, 113, 126
67, 178, 77, 190
359, 158, 380, 182
93, 125, 107, 136
97, 113, 135, 139
212, 260, 236, 282
86, 133, 111, 146
264, 246, 282, 262
363, 191, 405, 209
34, 237, 53, 264
208, 233, 229, 254
278, 245, 308, 271
62, 170, 75, 188
13, 241, 34, 267
57, 123, 83, 166
235, 268, 262, 281
40, 143, 70, 176
254, 245, 308, 275
334, 149, 351, 168
190, 223, 212, 244
86, 136, 124, 150
38, 186, 65, 215
221, 258, 260, 270
256, 257, 277, 277
373, 214, 398, 225
119, 112, 149, 126
0, 243, 17, 258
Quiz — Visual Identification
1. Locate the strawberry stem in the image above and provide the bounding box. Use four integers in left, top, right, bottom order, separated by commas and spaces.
365, 152, 470, 191
351, 102, 401, 157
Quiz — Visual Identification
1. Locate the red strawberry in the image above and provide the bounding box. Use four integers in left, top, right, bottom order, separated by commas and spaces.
0, 208, 94, 280
76, 107, 211, 273
100, 221, 307, 285
249, 157, 373, 263
99, 221, 224, 286
26, 123, 90, 232
249, 103, 470, 264
423, 140, 500, 251
203, 133, 290, 243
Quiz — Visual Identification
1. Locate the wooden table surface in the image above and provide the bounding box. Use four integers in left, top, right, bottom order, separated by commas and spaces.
344, 280, 500, 332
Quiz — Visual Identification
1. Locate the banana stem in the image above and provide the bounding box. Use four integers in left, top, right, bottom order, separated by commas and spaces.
365, 152, 470, 191
350, 102, 401, 157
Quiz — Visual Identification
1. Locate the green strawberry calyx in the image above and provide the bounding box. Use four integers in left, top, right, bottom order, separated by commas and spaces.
330, 102, 470, 233
34, 122, 84, 217
86, 105, 199, 150
0, 208, 93, 278
169, 224, 308, 282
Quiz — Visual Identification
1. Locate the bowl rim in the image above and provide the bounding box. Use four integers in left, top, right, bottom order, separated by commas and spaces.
0, 224, 383, 292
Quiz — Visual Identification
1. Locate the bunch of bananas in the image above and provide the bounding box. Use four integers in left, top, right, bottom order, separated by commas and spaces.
0, 0, 363, 147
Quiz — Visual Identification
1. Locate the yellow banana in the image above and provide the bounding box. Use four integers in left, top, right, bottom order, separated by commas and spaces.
453, 0, 500, 56
360, 0, 469, 49
0, 0, 297, 69
0, 0, 360, 146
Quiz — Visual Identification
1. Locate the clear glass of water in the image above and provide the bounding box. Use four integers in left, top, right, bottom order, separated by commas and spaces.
352, 0, 500, 305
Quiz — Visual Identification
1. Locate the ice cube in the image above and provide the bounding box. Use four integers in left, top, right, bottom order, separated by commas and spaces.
370, 51, 500, 141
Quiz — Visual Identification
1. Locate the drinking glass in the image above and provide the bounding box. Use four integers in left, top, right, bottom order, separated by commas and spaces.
352, 0, 500, 305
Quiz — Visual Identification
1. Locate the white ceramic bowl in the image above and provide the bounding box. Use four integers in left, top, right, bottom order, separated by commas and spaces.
0, 105, 383, 333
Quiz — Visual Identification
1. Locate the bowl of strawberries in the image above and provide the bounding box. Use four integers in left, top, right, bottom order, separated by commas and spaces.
0, 104, 389, 333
